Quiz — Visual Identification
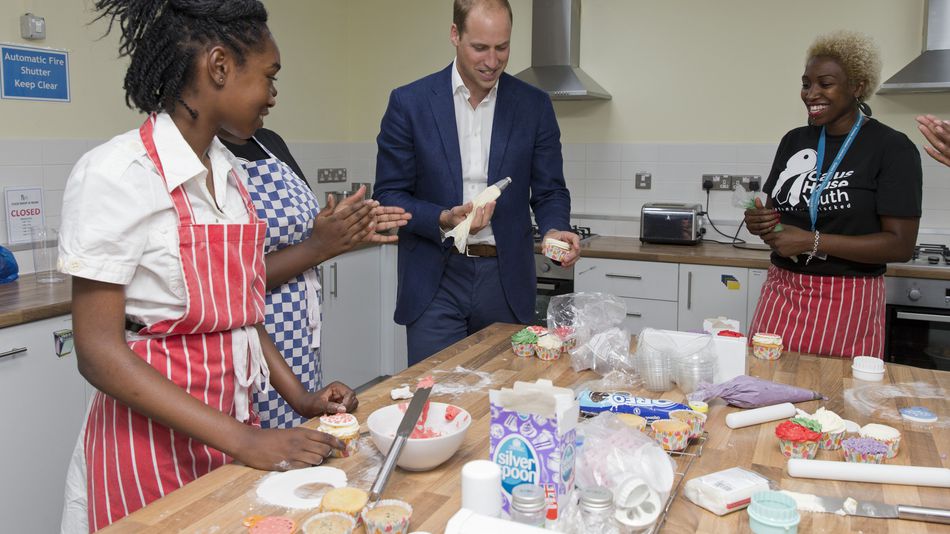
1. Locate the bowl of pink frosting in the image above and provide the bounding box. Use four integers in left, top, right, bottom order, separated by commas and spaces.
366, 401, 472, 471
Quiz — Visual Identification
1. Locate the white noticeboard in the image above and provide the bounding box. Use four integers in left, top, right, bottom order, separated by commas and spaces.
5, 186, 45, 245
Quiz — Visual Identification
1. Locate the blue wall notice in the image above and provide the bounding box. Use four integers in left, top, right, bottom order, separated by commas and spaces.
1, 44, 69, 102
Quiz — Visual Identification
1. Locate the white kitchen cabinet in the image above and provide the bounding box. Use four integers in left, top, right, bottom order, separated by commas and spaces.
0, 314, 87, 534
747, 268, 768, 325
575, 257, 680, 333
319, 246, 383, 389
378, 244, 407, 376
677, 264, 750, 332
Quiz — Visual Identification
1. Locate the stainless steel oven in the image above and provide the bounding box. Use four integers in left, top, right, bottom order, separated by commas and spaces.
885, 266, 950, 370
534, 254, 573, 326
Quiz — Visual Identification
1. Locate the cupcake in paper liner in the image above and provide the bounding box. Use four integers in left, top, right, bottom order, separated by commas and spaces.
859, 423, 901, 459
318, 413, 360, 458
752, 332, 783, 360
841, 437, 888, 464
510, 328, 538, 358
526, 325, 548, 336
553, 326, 577, 354
361, 499, 412, 534
670, 409, 707, 440
535, 334, 563, 361
651, 419, 690, 451
302, 511, 356, 534
775, 420, 820, 459
796, 407, 847, 450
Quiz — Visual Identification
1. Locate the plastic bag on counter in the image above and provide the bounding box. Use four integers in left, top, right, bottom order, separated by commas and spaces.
0, 246, 19, 284
546, 292, 633, 375
571, 369, 642, 399
567, 412, 675, 533
688, 375, 825, 409
732, 185, 783, 232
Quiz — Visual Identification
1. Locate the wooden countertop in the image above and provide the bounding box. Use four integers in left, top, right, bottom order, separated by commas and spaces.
0, 273, 71, 328
99, 323, 950, 534
2, 237, 948, 329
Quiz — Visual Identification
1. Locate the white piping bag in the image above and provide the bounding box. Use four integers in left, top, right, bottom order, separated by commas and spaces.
445, 177, 512, 253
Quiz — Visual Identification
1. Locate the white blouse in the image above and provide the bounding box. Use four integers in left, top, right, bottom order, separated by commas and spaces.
59, 113, 254, 327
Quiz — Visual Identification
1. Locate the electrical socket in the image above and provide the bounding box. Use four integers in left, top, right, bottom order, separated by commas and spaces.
733, 175, 763, 192
317, 168, 348, 183
701, 174, 733, 191
635, 172, 652, 190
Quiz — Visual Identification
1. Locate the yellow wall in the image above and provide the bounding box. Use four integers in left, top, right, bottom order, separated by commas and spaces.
2, 0, 948, 144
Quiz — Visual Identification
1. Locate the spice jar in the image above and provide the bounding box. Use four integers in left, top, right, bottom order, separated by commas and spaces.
509, 484, 546, 527
579, 486, 617, 531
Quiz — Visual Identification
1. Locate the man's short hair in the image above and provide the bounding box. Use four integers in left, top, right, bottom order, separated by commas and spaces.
454, 0, 512, 35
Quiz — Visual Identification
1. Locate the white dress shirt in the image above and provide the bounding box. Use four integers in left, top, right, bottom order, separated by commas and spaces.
58, 112, 254, 327
452, 58, 498, 246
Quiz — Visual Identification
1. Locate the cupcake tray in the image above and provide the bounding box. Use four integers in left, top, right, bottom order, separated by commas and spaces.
646, 432, 707, 534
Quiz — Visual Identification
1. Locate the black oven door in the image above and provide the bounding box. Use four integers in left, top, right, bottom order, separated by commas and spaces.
534, 277, 574, 327
885, 304, 950, 370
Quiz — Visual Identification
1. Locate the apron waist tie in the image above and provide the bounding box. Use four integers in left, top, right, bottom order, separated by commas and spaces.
232, 325, 269, 423
303, 268, 322, 349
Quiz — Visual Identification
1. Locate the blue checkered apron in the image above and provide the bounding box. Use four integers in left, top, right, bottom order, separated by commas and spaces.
240, 138, 322, 429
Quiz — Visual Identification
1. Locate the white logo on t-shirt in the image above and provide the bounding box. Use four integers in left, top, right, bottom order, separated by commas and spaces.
772, 148, 853, 211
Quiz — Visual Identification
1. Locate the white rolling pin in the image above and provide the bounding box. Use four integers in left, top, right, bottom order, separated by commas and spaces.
445, 508, 548, 534
788, 459, 950, 488
725, 402, 797, 429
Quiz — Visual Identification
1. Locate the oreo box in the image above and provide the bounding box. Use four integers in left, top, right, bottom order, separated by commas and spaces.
488, 379, 579, 521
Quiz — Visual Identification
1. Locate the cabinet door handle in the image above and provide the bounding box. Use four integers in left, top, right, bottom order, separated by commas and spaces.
606, 273, 642, 280
0, 347, 27, 359
330, 262, 338, 298
687, 271, 693, 310
626, 312, 642, 317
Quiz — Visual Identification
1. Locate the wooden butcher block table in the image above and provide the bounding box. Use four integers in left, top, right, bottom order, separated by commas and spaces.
99, 323, 950, 533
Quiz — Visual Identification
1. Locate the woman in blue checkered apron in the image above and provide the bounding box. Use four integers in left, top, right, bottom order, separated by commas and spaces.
220, 129, 409, 428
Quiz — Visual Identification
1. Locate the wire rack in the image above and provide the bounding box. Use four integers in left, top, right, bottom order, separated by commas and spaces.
646, 432, 707, 534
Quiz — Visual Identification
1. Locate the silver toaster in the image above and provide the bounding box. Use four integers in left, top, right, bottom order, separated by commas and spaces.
640, 202, 704, 245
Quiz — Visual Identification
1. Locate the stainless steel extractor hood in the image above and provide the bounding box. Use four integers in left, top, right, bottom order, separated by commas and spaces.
514, 0, 610, 100
879, 0, 950, 93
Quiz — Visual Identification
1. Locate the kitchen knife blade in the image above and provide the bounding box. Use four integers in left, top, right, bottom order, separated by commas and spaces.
367, 385, 432, 505
807, 494, 950, 524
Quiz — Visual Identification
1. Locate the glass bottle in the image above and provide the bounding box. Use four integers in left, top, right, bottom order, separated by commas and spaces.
579, 486, 616, 532
509, 484, 547, 528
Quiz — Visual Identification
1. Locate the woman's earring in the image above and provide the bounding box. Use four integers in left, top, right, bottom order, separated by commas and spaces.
856, 97, 872, 117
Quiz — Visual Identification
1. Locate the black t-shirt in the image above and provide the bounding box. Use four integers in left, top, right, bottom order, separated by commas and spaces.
763, 119, 922, 276
219, 128, 310, 188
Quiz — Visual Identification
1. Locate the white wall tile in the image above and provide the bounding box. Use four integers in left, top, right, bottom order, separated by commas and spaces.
0, 166, 44, 190
41, 139, 89, 165
658, 143, 736, 164
569, 198, 586, 214
622, 143, 659, 163
563, 161, 586, 181
586, 179, 621, 198
737, 144, 778, 164
614, 220, 640, 237
620, 162, 659, 182
586, 161, 621, 180
561, 143, 586, 162
586, 143, 623, 162
43, 165, 72, 191
586, 197, 620, 215
0, 140, 42, 166
565, 177, 585, 197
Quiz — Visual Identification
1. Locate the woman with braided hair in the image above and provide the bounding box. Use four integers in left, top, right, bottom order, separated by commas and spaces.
59, 1, 357, 531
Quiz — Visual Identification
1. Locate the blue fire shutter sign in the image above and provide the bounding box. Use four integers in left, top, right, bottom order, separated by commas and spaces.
1, 43, 70, 102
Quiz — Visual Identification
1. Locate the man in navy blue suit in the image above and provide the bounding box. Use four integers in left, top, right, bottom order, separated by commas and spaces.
374, 0, 580, 366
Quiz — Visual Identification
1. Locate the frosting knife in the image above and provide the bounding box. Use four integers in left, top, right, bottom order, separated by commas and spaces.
788, 492, 950, 524
367, 383, 432, 506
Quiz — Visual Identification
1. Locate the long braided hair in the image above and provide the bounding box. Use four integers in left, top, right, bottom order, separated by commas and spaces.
92, 0, 269, 118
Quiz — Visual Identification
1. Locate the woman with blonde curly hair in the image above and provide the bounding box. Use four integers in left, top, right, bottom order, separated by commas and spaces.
744, 31, 922, 358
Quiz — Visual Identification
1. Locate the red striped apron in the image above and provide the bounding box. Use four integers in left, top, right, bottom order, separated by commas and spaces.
749, 264, 885, 358
83, 116, 267, 531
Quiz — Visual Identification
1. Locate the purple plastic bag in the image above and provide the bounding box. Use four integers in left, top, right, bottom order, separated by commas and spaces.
687, 375, 824, 409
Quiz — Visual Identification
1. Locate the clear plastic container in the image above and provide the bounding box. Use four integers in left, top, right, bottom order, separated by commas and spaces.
637, 350, 673, 392
673, 349, 717, 395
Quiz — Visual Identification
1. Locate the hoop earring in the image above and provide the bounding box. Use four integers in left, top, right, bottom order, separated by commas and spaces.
856, 98, 872, 117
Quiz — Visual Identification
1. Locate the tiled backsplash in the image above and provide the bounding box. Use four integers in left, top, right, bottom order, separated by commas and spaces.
4, 138, 950, 273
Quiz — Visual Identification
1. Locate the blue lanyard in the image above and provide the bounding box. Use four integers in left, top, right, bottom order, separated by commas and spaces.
809, 115, 864, 230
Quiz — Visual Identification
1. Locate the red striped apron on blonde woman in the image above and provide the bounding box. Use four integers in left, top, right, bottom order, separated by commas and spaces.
749, 265, 885, 358
83, 116, 267, 531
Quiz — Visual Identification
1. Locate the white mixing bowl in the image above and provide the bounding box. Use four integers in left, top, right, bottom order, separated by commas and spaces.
366, 401, 472, 471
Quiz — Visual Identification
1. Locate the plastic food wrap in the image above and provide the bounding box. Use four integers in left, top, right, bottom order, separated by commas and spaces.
688, 375, 824, 409
732, 187, 783, 232
546, 293, 633, 375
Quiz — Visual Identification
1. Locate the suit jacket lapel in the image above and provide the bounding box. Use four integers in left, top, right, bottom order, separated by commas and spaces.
428, 65, 462, 202
489, 73, 517, 183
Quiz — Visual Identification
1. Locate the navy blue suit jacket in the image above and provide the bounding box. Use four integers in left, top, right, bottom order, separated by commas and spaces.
374, 64, 571, 325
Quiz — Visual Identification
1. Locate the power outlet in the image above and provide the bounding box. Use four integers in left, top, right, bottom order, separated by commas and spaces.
317, 168, 348, 183
734, 175, 763, 192
635, 172, 652, 190
701, 174, 733, 191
